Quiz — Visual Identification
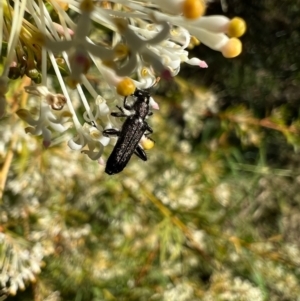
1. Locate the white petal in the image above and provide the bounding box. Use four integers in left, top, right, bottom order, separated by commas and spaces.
95, 95, 110, 115
86, 42, 115, 60
150, 97, 159, 110
115, 54, 138, 77
49, 122, 67, 132
75, 11, 91, 40
98, 157, 105, 166
186, 58, 208, 68
190, 16, 230, 33
147, 21, 170, 45
68, 135, 86, 150
188, 28, 228, 51
167, 59, 181, 69
99, 135, 110, 146
141, 49, 166, 75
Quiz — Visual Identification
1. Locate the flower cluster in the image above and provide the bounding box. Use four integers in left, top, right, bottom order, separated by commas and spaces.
0, 0, 246, 164
0, 233, 43, 296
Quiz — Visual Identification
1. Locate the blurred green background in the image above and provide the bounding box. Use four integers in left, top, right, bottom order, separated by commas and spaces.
1, 0, 300, 300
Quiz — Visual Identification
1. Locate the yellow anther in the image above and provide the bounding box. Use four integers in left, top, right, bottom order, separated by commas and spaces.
114, 44, 129, 60
141, 67, 149, 77
146, 24, 155, 31
188, 36, 200, 49
56, 1, 69, 10
191, 36, 200, 46
90, 128, 101, 139
222, 38, 242, 58
16, 109, 30, 119
100, 2, 111, 9
116, 78, 136, 96
60, 111, 73, 118
141, 137, 155, 150
228, 17, 247, 38
102, 60, 115, 69
65, 77, 80, 89
182, 0, 206, 20
79, 0, 94, 13
114, 18, 128, 33
170, 29, 178, 37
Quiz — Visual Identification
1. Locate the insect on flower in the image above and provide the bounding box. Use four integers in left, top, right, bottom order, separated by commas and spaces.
103, 88, 155, 175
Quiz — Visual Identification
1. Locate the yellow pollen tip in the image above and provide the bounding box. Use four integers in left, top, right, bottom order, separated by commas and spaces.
114, 44, 129, 59
141, 137, 155, 150
222, 38, 242, 58
79, 0, 94, 13
182, 0, 206, 20
116, 78, 136, 96
228, 17, 247, 38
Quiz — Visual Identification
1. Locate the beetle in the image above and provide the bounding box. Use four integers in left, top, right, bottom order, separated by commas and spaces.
103, 88, 154, 175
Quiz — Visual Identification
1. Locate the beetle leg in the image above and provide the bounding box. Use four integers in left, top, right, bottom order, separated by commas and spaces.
103, 128, 121, 137
90, 121, 97, 127
111, 112, 128, 118
111, 106, 129, 118
134, 145, 147, 161
144, 134, 154, 142
116, 105, 124, 112
145, 124, 153, 134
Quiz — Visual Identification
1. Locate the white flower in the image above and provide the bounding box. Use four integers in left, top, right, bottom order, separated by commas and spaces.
44, 0, 115, 83
152, 12, 245, 58
0, 0, 246, 167
114, 18, 172, 78
68, 122, 107, 162
16, 104, 70, 148
25, 85, 67, 110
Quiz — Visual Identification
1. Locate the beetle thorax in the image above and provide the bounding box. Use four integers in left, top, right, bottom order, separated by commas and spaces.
134, 99, 149, 119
